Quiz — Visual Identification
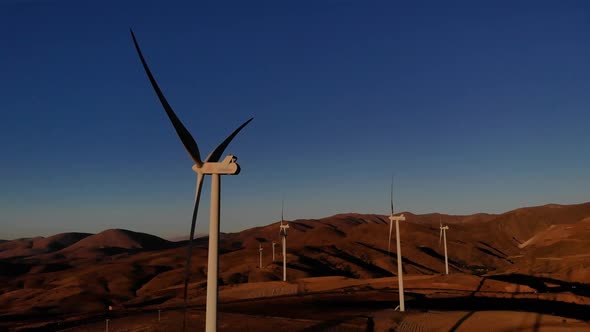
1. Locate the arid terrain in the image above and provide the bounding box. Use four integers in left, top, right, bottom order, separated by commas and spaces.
1, 202, 590, 331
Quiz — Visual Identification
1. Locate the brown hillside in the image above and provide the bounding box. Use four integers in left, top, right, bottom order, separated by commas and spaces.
1, 202, 589, 329
62, 229, 171, 252
31, 232, 91, 251
0, 237, 50, 259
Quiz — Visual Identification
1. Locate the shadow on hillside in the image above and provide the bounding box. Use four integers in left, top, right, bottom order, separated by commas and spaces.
288, 254, 357, 278
407, 292, 590, 321
417, 246, 493, 275
487, 273, 590, 297
299, 317, 353, 332
475, 247, 514, 264
0, 261, 31, 276
316, 221, 346, 237
305, 245, 393, 278
448, 311, 475, 332
355, 242, 439, 274
290, 222, 314, 232
477, 241, 509, 258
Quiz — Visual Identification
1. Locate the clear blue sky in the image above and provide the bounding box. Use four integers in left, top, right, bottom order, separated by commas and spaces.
1, 0, 589, 239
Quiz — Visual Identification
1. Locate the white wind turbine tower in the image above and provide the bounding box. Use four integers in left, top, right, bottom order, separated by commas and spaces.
388, 178, 406, 312
131, 30, 253, 332
259, 243, 263, 269
439, 218, 450, 275
279, 200, 289, 281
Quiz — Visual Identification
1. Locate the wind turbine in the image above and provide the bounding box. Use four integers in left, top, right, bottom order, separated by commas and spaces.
388, 178, 406, 312
439, 218, 449, 275
259, 243, 263, 269
272, 241, 276, 262
279, 200, 289, 281
130, 30, 253, 332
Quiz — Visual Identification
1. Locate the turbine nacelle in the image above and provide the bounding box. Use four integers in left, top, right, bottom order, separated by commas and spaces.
389, 213, 406, 222
280, 223, 289, 237
192, 155, 240, 175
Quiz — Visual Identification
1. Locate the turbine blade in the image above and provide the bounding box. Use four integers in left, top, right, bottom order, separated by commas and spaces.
439, 228, 442, 246
279, 198, 284, 238
388, 220, 393, 255
390, 176, 394, 215
130, 29, 203, 167
182, 173, 205, 331
205, 118, 254, 162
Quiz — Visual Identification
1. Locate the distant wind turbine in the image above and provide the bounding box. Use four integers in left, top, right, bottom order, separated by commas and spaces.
279, 200, 289, 281
272, 241, 276, 262
131, 30, 253, 332
388, 177, 406, 312
259, 243, 263, 269
439, 218, 449, 275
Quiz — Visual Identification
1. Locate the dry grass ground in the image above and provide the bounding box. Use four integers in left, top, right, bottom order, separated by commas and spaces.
5, 273, 588, 331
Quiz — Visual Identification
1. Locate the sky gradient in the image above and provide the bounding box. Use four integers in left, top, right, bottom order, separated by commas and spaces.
1, 0, 589, 239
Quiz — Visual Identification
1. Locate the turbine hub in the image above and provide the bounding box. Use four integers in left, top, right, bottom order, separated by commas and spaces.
280, 224, 289, 237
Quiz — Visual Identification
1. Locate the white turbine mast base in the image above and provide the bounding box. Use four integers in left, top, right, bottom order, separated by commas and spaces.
205, 174, 221, 331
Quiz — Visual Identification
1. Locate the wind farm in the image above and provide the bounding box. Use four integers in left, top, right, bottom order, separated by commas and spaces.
2, 205, 590, 331
2, 1, 590, 331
